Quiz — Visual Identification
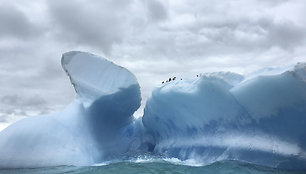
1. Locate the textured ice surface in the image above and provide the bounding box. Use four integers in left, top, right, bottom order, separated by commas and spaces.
61, 51, 139, 108
0, 101, 94, 167
0, 51, 141, 168
0, 51, 305, 170
143, 63, 306, 169
142, 76, 250, 140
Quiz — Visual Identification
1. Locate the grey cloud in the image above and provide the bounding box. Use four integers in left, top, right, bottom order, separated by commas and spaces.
39, 59, 66, 80
145, 0, 168, 21
1, 95, 19, 105
0, 115, 9, 123
192, 18, 306, 52
0, 42, 76, 121
0, 94, 47, 120
117, 12, 306, 63
264, 20, 305, 50
1, 95, 46, 107
0, 3, 42, 40
46, 0, 169, 55
256, 0, 289, 6
47, 0, 133, 54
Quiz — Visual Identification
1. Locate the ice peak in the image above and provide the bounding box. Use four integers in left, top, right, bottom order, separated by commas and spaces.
61, 51, 139, 107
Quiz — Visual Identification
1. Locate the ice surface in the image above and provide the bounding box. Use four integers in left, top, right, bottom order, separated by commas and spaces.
0, 51, 305, 170
202, 72, 244, 86
0, 51, 141, 168
142, 63, 306, 169
61, 51, 139, 108
0, 101, 94, 167
142, 76, 250, 140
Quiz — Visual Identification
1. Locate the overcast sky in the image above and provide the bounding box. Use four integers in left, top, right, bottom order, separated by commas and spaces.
0, 0, 306, 130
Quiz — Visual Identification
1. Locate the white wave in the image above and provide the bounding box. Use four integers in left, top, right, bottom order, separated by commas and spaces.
158, 133, 305, 157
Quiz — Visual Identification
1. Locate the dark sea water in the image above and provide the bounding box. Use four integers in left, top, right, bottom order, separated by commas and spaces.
1, 160, 305, 174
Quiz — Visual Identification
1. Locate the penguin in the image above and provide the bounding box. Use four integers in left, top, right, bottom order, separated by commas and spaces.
162, 81, 164, 84
169, 78, 171, 82
173, 77, 176, 80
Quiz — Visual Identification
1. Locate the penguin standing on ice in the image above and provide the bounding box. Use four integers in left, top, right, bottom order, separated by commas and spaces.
162, 81, 164, 84
169, 78, 171, 82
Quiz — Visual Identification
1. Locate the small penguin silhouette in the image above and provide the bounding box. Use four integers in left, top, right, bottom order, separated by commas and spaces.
197, 75, 199, 77
173, 77, 176, 80
181, 78, 182, 80
169, 78, 171, 82
162, 81, 164, 84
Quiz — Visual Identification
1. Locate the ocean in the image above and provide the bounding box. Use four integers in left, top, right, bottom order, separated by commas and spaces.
1, 160, 305, 174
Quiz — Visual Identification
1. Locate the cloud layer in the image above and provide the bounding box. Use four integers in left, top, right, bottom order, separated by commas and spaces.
0, 0, 305, 129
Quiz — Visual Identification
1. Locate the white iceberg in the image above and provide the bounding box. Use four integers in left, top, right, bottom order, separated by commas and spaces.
0, 51, 305, 170
143, 62, 306, 169
0, 51, 141, 167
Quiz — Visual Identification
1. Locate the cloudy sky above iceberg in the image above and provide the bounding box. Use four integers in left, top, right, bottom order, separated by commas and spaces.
0, 0, 306, 129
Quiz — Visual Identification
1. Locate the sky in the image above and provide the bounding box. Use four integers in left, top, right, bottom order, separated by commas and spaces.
0, 0, 306, 131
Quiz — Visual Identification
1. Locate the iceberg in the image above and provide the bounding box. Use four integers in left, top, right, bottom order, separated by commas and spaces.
143, 63, 306, 169
0, 51, 141, 167
0, 51, 305, 170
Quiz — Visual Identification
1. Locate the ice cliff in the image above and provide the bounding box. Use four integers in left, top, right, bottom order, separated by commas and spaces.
0, 51, 305, 170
